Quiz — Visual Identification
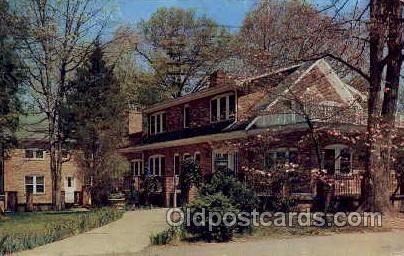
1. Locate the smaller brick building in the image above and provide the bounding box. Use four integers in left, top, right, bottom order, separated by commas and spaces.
0, 115, 87, 212
120, 59, 403, 208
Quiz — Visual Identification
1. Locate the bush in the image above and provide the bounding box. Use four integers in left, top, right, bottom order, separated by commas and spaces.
200, 169, 259, 213
263, 196, 297, 212
184, 193, 239, 242
0, 208, 123, 255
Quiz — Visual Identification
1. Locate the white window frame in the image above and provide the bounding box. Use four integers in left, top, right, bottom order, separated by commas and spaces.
194, 152, 201, 164
212, 151, 237, 173
174, 153, 180, 176
24, 148, 45, 160
324, 144, 353, 175
131, 159, 144, 176
148, 155, 165, 176
25, 175, 45, 194
183, 153, 192, 160
149, 112, 166, 135
210, 93, 236, 123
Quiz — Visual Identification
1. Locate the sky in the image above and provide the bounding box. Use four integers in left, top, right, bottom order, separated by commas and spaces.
116, 0, 258, 30
114, 0, 362, 32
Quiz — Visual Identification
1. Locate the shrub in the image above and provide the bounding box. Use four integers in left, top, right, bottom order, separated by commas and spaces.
149, 227, 184, 245
0, 208, 123, 255
179, 159, 203, 204
200, 169, 259, 213
263, 196, 297, 212
184, 193, 239, 242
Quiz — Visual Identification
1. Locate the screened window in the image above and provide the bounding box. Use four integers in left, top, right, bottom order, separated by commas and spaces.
323, 145, 352, 175
25, 176, 44, 194
149, 112, 166, 134
211, 93, 236, 123
149, 156, 165, 176
131, 160, 144, 176
264, 149, 298, 169
25, 149, 45, 160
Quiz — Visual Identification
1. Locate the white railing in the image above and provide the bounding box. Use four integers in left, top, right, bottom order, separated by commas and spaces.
256, 108, 404, 128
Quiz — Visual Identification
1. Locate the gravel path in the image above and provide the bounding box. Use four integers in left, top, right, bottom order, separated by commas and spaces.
136, 230, 404, 256
15, 208, 168, 256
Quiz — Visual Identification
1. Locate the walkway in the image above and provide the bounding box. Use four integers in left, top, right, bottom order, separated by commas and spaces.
138, 230, 404, 256
15, 208, 168, 256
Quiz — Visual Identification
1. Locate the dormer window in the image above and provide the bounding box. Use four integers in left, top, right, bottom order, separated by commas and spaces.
211, 93, 236, 123
149, 112, 166, 135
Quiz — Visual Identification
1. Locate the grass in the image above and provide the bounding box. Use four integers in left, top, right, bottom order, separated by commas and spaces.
0, 208, 123, 254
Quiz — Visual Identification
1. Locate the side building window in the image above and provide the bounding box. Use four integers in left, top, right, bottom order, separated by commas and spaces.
25, 176, 45, 194
174, 154, 180, 176
25, 149, 45, 160
131, 160, 144, 176
149, 112, 167, 135
211, 93, 236, 123
148, 155, 165, 176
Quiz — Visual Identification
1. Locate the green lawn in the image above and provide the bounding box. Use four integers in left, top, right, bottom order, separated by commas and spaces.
0, 208, 123, 254
0, 211, 90, 236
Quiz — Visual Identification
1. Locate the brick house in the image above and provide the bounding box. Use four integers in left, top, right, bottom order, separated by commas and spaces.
120, 59, 404, 208
0, 115, 88, 212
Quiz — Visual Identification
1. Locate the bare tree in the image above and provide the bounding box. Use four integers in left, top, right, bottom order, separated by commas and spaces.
20, 0, 109, 210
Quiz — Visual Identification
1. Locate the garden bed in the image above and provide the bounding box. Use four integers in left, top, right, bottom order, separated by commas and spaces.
0, 207, 123, 254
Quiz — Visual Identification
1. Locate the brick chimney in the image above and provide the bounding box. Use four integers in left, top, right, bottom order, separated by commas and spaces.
128, 105, 143, 135
209, 70, 227, 88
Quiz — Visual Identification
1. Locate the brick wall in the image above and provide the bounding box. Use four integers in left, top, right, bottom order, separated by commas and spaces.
4, 148, 84, 205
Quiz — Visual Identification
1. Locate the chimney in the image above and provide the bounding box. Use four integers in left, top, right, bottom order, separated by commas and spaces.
128, 105, 143, 135
209, 70, 227, 88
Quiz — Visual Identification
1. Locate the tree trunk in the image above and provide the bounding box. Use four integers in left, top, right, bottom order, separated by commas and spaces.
50, 136, 64, 211
361, 0, 389, 212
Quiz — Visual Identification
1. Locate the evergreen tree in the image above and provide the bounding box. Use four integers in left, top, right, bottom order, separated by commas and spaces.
66, 41, 127, 205
0, 0, 24, 195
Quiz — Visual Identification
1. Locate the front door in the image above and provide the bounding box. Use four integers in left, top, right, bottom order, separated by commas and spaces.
64, 176, 75, 204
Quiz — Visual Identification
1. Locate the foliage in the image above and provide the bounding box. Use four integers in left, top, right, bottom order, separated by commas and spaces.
149, 227, 184, 245
0, 208, 123, 255
184, 193, 239, 242
200, 169, 259, 213
237, 0, 347, 74
179, 159, 203, 204
143, 175, 162, 206
137, 7, 233, 97
0, 0, 24, 152
66, 42, 129, 206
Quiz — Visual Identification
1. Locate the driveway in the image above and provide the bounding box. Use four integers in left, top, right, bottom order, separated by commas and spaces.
137, 230, 404, 256
15, 208, 168, 256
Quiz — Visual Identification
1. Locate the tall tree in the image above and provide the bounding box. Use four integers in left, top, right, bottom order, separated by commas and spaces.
20, 0, 108, 210
0, 0, 24, 195
136, 7, 233, 98
238, 0, 349, 74
66, 41, 127, 205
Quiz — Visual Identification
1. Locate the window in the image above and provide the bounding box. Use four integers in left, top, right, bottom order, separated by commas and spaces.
211, 93, 236, 123
174, 154, 180, 176
149, 155, 165, 176
264, 148, 298, 169
25, 176, 44, 194
25, 149, 45, 160
323, 145, 352, 175
194, 152, 201, 165
184, 105, 191, 128
213, 152, 237, 172
131, 159, 144, 176
67, 177, 73, 188
149, 112, 166, 135
183, 153, 192, 161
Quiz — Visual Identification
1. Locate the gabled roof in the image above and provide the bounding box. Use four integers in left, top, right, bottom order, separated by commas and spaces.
16, 114, 48, 141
